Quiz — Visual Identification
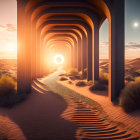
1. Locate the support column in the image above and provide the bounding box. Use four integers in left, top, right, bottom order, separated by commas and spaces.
31, 24, 37, 80
92, 24, 99, 81
81, 35, 87, 75
87, 29, 93, 81
109, 0, 125, 101
77, 39, 82, 71
17, 0, 31, 94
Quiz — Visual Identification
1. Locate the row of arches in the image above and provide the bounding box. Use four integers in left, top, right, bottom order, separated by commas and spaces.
17, 0, 125, 101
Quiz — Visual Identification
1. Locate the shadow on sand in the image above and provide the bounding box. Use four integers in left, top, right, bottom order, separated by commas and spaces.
0, 87, 77, 140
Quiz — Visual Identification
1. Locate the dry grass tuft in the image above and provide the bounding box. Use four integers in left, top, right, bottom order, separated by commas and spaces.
0, 75, 16, 97
89, 81, 106, 91
76, 81, 87, 87
68, 80, 73, 84
125, 75, 134, 82
67, 68, 79, 76
59, 77, 68, 81
81, 68, 87, 79
87, 80, 94, 86
0, 115, 26, 140
99, 71, 108, 85
119, 77, 140, 112
0, 75, 27, 108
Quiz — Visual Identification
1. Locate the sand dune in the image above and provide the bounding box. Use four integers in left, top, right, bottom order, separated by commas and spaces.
0, 58, 139, 82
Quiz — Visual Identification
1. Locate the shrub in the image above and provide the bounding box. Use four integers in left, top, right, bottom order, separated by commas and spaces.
87, 80, 94, 86
0, 93, 27, 108
119, 77, 140, 112
0, 75, 16, 97
69, 76, 76, 81
125, 75, 134, 82
76, 81, 87, 87
99, 71, 108, 85
0, 75, 27, 108
68, 81, 73, 84
89, 81, 106, 91
0, 115, 26, 140
59, 77, 68, 81
74, 75, 81, 80
81, 68, 87, 79
67, 68, 79, 76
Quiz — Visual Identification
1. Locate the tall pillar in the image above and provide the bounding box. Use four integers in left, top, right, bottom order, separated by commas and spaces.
92, 24, 99, 81
36, 31, 41, 78
25, 16, 32, 93
109, 0, 125, 101
87, 29, 93, 81
77, 39, 82, 71
31, 24, 37, 80
17, 0, 31, 94
81, 35, 87, 75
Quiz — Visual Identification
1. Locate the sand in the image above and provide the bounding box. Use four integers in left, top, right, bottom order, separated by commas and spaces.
0, 89, 77, 140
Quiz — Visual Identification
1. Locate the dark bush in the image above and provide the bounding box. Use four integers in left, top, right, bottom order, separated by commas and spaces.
59, 77, 68, 81
74, 75, 81, 80
76, 81, 87, 87
119, 77, 140, 112
87, 80, 94, 86
81, 68, 87, 79
0, 75, 27, 108
89, 81, 106, 91
125, 75, 134, 82
69, 76, 76, 81
68, 81, 73, 84
0, 93, 27, 108
99, 71, 108, 85
0, 75, 16, 97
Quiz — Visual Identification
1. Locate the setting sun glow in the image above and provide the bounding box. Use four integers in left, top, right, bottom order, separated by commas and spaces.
54, 54, 64, 65
4, 43, 17, 53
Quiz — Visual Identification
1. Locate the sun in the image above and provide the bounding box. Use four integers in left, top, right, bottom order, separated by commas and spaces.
54, 54, 64, 64
5, 43, 17, 53
133, 22, 139, 28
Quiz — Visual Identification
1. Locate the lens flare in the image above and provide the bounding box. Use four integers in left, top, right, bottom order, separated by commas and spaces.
54, 54, 64, 64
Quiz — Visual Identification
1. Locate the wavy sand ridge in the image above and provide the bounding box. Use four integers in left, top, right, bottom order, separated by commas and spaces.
0, 115, 26, 140
41, 71, 140, 140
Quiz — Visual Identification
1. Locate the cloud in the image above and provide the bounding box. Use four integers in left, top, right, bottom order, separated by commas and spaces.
6, 24, 16, 32
100, 41, 140, 49
0, 25, 5, 31
125, 42, 140, 49
100, 41, 109, 47
0, 24, 16, 32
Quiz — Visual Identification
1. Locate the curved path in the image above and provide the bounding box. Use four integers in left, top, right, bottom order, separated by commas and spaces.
0, 76, 77, 140
0, 71, 139, 140
41, 71, 140, 140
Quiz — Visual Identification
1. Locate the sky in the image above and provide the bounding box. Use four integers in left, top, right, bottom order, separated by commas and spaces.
0, 0, 140, 59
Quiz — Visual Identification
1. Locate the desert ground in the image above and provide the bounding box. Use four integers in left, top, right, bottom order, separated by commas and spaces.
0, 58, 140, 82
0, 58, 140, 140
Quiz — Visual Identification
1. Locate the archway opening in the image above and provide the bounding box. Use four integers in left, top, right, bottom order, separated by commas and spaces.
99, 19, 109, 96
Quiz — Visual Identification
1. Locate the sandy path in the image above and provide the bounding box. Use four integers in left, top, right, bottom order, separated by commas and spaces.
0, 86, 77, 140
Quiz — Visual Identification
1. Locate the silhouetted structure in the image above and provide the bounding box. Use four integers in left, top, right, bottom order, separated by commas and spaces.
17, 0, 125, 101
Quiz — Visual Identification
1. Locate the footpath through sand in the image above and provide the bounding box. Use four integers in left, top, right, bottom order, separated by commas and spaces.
56, 72, 140, 134
0, 71, 140, 139
0, 74, 77, 140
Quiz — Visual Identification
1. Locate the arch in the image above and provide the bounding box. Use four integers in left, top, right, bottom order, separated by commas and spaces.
17, 0, 125, 102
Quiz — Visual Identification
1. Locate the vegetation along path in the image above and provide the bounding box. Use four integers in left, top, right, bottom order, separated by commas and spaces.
38, 71, 140, 140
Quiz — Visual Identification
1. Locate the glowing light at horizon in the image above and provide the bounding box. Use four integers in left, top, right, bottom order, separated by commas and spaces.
54, 54, 64, 64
